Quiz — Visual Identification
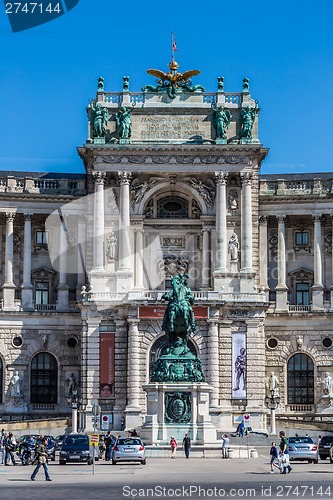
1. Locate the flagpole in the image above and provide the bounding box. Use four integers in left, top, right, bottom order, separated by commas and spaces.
171, 32, 174, 63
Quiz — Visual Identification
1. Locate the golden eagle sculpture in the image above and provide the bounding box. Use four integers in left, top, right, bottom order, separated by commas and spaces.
142, 60, 205, 99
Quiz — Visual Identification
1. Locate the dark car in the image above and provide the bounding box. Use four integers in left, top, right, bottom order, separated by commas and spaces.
319, 435, 333, 460
59, 434, 91, 465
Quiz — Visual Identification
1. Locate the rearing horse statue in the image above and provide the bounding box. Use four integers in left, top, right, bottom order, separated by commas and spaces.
161, 274, 196, 346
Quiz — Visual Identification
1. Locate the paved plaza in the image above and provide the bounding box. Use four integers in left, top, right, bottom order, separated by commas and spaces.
0, 453, 332, 500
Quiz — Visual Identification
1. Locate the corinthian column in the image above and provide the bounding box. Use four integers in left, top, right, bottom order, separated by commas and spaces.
92, 171, 106, 271
125, 319, 142, 429
214, 172, 228, 273
56, 215, 69, 311
21, 213, 34, 310
275, 215, 288, 312
118, 171, 132, 272
2, 212, 16, 310
207, 319, 220, 407
259, 216, 269, 298
240, 173, 253, 273
312, 214, 324, 310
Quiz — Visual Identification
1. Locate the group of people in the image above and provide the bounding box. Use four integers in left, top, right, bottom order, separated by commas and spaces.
269, 431, 292, 474
1, 430, 17, 466
169, 434, 191, 459
1, 429, 51, 481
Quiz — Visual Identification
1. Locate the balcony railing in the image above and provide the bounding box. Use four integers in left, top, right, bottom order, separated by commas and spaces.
35, 304, 57, 311
288, 304, 311, 312
286, 404, 315, 413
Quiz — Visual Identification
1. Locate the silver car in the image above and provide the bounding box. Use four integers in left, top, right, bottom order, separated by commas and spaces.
111, 437, 146, 465
288, 436, 319, 464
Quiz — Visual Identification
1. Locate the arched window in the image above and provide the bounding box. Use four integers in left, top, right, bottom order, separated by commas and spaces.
30, 353, 58, 404
157, 196, 188, 218
287, 353, 314, 404
149, 335, 197, 379
0, 357, 3, 403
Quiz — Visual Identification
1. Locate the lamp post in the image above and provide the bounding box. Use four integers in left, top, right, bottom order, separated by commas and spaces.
265, 392, 280, 435
70, 392, 79, 434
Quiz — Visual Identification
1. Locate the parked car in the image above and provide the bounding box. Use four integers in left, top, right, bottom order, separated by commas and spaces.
55, 435, 65, 450
319, 435, 333, 460
111, 437, 146, 465
288, 436, 318, 463
59, 434, 92, 465
330, 446, 333, 464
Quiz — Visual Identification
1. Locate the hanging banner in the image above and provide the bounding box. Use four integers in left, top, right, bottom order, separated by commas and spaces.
139, 305, 208, 319
100, 333, 115, 398
232, 333, 247, 399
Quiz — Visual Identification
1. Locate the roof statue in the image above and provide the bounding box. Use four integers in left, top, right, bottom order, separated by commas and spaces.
142, 36, 204, 99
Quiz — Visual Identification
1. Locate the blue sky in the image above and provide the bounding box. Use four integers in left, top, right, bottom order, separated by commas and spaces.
1, 0, 332, 175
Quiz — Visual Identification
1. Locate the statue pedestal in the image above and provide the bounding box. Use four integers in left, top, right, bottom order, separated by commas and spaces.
93, 137, 105, 144
6, 400, 28, 414
119, 138, 130, 144
140, 382, 217, 444
215, 138, 227, 144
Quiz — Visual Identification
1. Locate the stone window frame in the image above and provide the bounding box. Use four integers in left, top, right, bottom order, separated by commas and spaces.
287, 353, 314, 405
31, 267, 56, 306
292, 228, 312, 253
288, 268, 314, 306
30, 351, 58, 404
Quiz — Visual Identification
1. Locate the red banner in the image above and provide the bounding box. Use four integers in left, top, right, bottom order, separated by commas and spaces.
100, 333, 115, 399
139, 305, 208, 319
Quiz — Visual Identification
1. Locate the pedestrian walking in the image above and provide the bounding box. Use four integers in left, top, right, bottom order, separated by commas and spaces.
120, 416, 125, 431
0, 431, 6, 464
31, 437, 52, 481
221, 434, 230, 458
4, 432, 16, 466
105, 431, 112, 461
269, 441, 279, 473
182, 433, 191, 459
279, 430, 292, 473
237, 421, 245, 437
170, 436, 178, 459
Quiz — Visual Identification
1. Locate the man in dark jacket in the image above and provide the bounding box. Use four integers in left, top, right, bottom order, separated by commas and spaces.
182, 434, 191, 459
31, 438, 52, 481
5, 432, 16, 465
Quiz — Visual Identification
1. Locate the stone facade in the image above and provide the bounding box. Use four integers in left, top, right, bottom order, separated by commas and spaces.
0, 69, 332, 438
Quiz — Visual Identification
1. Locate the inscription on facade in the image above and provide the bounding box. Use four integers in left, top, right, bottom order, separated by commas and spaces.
140, 116, 207, 140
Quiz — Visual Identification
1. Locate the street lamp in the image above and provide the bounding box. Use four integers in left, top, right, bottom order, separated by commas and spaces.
265, 391, 280, 435
69, 392, 80, 433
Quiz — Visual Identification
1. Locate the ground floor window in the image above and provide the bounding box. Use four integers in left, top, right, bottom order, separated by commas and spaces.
30, 352, 57, 404
287, 353, 314, 404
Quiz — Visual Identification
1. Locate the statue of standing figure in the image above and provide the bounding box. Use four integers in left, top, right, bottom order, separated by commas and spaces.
322, 372, 333, 397
9, 370, 22, 398
240, 100, 258, 139
211, 104, 231, 139
266, 371, 280, 399
116, 104, 136, 139
228, 233, 239, 261
91, 103, 109, 138
106, 229, 117, 261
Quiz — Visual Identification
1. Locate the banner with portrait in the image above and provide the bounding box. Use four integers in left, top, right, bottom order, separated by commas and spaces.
232, 333, 247, 399
100, 333, 115, 398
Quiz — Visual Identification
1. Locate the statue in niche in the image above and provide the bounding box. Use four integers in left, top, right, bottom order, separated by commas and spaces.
106, 229, 117, 261
211, 104, 231, 139
91, 103, 109, 138
266, 371, 280, 399
240, 101, 258, 139
189, 177, 215, 208
116, 104, 136, 139
9, 371, 22, 398
322, 372, 333, 397
228, 232, 239, 261
66, 372, 77, 397
228, 190, 238, 214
